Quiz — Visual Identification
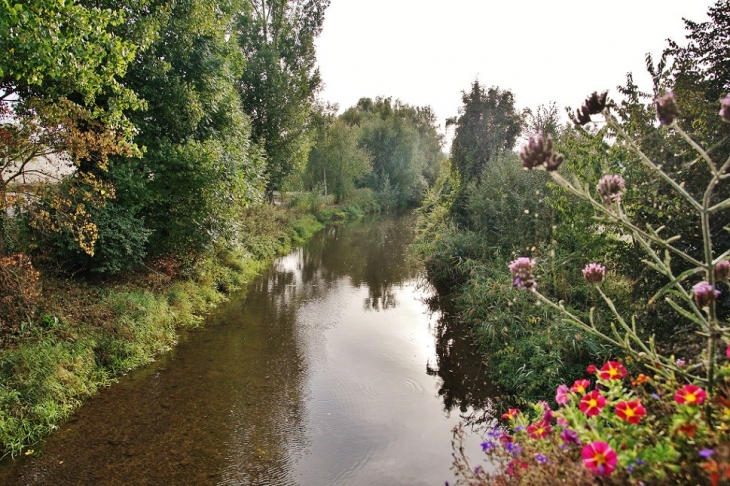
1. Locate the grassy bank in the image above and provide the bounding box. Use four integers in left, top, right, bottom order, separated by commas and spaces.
0, 203, 363, 458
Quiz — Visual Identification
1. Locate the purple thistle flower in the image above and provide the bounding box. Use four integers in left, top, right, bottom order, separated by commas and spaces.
596, 175, 626, 205
571, 91, 608, 126
715, 260, 730, 281
693, 281, 720, 308
519, 133, 564, 171
720, 95, 730, 122
509, 257, 537, 291
582, 263, 606, 284
655, 91, 679, 125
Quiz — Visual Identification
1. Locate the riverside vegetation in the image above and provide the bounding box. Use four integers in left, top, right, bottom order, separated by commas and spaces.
415, 1, 730, 483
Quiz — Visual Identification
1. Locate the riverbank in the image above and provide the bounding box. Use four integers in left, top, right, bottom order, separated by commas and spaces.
0, 203, 368, 458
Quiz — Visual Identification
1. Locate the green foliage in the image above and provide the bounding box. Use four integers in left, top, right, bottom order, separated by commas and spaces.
0, 254, 40, 346
448, 80, 523, 186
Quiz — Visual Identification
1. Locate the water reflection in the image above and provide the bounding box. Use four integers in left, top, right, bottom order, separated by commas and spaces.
0, 213, 494, 485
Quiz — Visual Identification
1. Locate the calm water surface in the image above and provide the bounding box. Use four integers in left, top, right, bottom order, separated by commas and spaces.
0, 214, 495, 485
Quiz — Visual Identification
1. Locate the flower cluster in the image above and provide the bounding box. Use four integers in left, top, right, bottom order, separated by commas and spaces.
519, 133, 564, 171
596, 174, 625, 205
483, 360, 730, 483
693, 281, 721, 308
508, 257, 537, 291
570, 91, 608, 126
581, 263, 605, 284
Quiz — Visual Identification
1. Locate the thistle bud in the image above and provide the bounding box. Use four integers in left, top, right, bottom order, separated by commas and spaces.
519, 133, 564, 171
693, 281, 720, 308
596, 175, 626, 205
570, 91, 608, 126
508, 257, 537, 291
720, 95, 730, 123
655, 92, 679, 125
715, 260, 730, 281
582, 263, 606, 284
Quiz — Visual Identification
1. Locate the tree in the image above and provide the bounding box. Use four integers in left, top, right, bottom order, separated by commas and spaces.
0, 0, 143, 255
306, 118, 371, 203
448, 80, 523, 184
236, 0, 330, 196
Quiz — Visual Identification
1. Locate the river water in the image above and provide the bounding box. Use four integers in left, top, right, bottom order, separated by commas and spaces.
0, 214, 495, 485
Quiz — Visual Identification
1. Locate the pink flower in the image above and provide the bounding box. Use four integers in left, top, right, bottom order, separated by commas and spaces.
693, 281, 720, 308
599, 361, 627, 380
581, 441, 617, 476
579, 390, 606, 417
555, 385, 570, 406
720, 94, 730, 122
570, 379, 591, 395
582, 263, 606, 284
675, 384, 707, 405
615, 400, 646, 424
586, 364, 597, 375
527, 421, 551, 439
726, 343, 730, 359
508, 257, 537, 291
716, 260, 730, 281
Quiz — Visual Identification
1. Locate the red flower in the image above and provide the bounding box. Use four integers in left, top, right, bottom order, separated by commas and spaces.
570, 379, 591, 395
675, 384, 707, 405
586, 364, 597, 375
614, 400, 646, 424
527, 421, 551, 439
579, 390, 606, 417
599, 361, 627, 380
501, 408, 520, 420
581, 441, 617, 476
677, 422, 698, 437
726, 343, 730, 359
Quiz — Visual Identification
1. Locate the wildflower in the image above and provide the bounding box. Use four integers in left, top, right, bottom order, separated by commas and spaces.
481, 440, 496, 452
527, 421, 551, 439
579, 390, 606, 417
561, 429, 581, 445
581, 441, 618, 476
596, 175, 626, 205
571, 379, 591, 394
677, 422, 698, 437
599, 361, 628, 380
508, 257, 537, 291
655, 91, 679, 125
615, 400, 646, 424
631, 374, 650, 386
519, 133, 564, 171
505, 441, 522, 456
586, 364, 597, 375
535, 453, 549, 464
716, 260, 730, 281
628, 459, 647, 474
675, 384, 707, 405
556, 417, 568, 427
651, 393, 660, 400
501, 408, 520, 420
720, 94, 730, 122
556, 384, 570, 406
693, 281, 720, 308
700, 449, 715, 459
571, 91, 609, 126
582, 263, 606, 284
675, 359, 686, 368
727, 343, 730, 359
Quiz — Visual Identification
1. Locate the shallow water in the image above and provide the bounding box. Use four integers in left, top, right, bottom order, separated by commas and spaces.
0, 214, 495, 485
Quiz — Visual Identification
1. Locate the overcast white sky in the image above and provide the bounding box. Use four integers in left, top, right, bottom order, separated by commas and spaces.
315, 0, 715, 145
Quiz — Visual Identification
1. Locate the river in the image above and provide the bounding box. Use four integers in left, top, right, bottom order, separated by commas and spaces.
0, 213, 495, 485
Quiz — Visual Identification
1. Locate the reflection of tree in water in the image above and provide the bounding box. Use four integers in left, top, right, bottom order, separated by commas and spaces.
295, 215, 421, 311
425, 295, 497, 424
